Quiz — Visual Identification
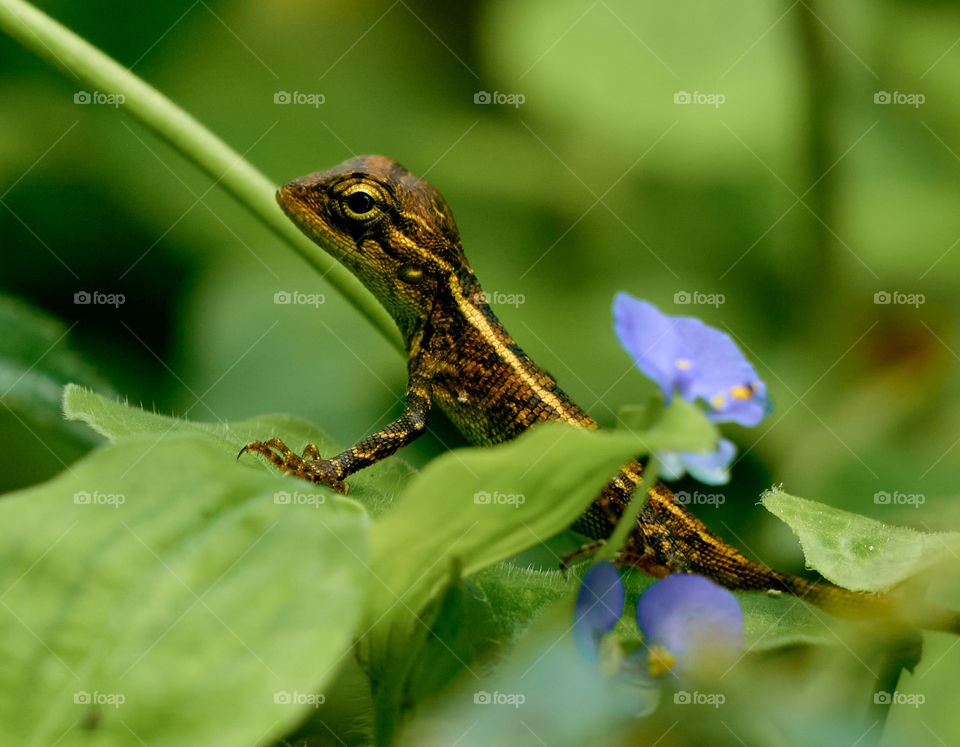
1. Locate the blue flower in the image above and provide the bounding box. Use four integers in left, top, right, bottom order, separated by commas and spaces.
613, 293, 771, 483
658, 438, 737, 485
573, 567, 744, 685
635, 574, 743, 681
573, 561, 625, 664
613, 293, 770, 426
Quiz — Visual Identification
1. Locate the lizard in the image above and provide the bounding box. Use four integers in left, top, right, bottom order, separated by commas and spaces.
240, 154, 957, 631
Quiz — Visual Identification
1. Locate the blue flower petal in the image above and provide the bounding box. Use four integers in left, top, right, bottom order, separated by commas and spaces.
613, 293, 770, 426
573, 561, 625, 658
636, 574, 743, 680
613, 294, 687, 402
658, 439, 737, 485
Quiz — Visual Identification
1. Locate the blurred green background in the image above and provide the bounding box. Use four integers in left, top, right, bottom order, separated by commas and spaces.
1, 0, 959, 739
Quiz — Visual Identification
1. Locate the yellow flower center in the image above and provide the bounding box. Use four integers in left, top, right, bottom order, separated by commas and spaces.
675, 358, 692, 370
647, 644, 675, 676
730, 384, 753, 400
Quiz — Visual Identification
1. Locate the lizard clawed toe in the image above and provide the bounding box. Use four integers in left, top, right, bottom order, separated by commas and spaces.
238, 438, 349, 494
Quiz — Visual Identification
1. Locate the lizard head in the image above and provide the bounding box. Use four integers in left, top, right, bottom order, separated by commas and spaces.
276, 155, 474, 341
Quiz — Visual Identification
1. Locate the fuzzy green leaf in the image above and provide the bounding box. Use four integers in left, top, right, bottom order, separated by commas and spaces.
0, 436, 369, 747
762, 488, 960, 591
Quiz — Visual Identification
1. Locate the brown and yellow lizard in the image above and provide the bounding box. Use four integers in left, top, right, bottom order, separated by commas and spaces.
241, 155, 955, 630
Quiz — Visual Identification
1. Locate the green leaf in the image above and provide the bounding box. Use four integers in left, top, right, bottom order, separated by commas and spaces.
614, 398, 666, 435
762, 488, 960, 591
400, 598, 655, 745
737, 589, 835, 651
0, 298, 111, 420
367, 403, 715, 638
63, 384, 413, 516
0, 297, 111, 490
0, 435, 369, 747
363, 402, 714, 741
472, 562, 835, 655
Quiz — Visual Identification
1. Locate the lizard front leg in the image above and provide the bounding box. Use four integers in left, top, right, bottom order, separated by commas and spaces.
240, 379, 431, 494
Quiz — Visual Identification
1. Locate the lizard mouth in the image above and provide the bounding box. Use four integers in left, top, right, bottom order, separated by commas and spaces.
275, 180, 322, 235
275, 181, 303, 215
275, 180, 352, 262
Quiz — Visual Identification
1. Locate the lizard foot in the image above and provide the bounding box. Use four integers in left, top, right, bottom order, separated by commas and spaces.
559, 540, 606, 576
238, 437, 349, 494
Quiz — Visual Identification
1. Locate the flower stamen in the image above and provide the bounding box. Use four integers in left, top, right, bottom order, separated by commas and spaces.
647, 644, 675, 676
730, 384, 753, 400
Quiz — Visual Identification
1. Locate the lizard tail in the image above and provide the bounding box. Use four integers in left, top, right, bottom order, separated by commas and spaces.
637, 485, 960, 634
576, 467, 960, 634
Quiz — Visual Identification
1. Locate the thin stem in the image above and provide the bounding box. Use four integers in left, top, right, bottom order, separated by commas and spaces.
596, 457, 660, 562
0, 0, 403, 352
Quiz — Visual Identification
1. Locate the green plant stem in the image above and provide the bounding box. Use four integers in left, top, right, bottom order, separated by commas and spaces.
596, 457, 660, 563
0, 0, 403, 352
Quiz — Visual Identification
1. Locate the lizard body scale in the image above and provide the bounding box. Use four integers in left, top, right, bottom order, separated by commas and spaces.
240, 154, 950, 627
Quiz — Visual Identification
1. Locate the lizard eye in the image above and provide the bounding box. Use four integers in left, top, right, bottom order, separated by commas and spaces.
343, 189, 375, 218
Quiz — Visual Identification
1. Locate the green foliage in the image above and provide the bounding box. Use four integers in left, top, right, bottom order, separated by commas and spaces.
0, 435, 369, 746
366, 395, 716, 648
33, 384, 927, 746
0, 337, 948, 746
64, 383, 413, 517
763, 488, 960, 592
0, 296, 110, 490
4, 2, 960, 743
